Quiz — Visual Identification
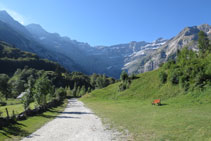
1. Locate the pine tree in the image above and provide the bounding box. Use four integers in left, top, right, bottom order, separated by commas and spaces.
120, 71, 128, 82
198, 31, 210, 56
72, 83, 77, 97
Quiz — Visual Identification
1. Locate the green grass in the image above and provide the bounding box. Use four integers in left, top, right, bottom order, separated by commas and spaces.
81, 70, 211, 141
0, 99, 68, 141
0, 102, 35, 118
5, 99, 21, 105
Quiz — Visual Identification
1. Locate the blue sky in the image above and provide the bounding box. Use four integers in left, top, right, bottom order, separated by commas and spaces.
0, 0, 210, 46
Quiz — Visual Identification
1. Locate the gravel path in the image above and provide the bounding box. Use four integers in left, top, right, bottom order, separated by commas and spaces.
22, 99, 120, 141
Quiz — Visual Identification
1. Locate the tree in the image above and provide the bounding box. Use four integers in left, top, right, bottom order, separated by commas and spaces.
22, 90, 31, 111
159, 71, 168, 83
65, 86, 72, 97
96, 76, 104, 88
119, 71, 131, 91
22, 76, 34, 111
76, 86, 81, 97
33, 74, 53, 107
120, 71, 128, 82
72, 83, 77, 97
0, 74, 10, 99
90, 73, 97, 88
80, 85, 86, 96
55, 87, 66, 101
9, 78, 26, 98
87, 87, 91, 93
198, 31, 210, 55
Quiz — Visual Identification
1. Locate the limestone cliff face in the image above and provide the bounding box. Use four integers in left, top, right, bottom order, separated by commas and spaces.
140, 24, 211, 73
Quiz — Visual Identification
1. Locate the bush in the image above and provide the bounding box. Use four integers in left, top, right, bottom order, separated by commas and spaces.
119, 80, 131, 92
159, 71, 168, 83
0, 101, 7, 106
55, 87, 66, 101
169, 69, 180, 84
120, 71, 128, 81
130, 73, 137, 80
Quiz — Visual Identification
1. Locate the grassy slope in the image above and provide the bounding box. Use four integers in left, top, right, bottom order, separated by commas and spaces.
0, 99, 35, 117
0, 41, 65, 74
0, 100, 68, 141
81, 69, 211, 141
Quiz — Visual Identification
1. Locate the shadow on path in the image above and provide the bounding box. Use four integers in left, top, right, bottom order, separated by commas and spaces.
40, 114, 80, 119
60, 112, 94, 115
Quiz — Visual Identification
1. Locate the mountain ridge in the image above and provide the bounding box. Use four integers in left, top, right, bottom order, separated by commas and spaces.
1, 10, 210, 78
0, 10, 83, 73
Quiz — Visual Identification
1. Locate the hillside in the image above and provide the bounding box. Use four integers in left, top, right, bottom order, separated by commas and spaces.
81, 32, 211, 140
0, 41, 65, 74
81, 68, 211, 140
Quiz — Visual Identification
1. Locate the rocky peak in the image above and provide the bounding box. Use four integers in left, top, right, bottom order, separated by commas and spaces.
197, 24, 211, 33
154, 37, 166, 43
0, 10, 31, 39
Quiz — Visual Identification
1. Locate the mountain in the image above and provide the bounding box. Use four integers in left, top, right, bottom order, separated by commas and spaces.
25, 23, 92, 73
1, 10, 210, 78
135, 24, 211, 73
0, 41, 65, 74
122, 38, 167, 74
0, 10, 82, 72
0, 10, 167, 78
89, 39, 167, 77
0, 10, 31, 38
26, 23, 167, 78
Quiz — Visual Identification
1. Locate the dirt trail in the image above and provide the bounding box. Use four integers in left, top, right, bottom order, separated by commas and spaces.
22, 99, 122, 141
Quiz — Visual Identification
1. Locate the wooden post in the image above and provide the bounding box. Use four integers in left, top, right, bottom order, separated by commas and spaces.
5, 108, 9, 119
12, 110, 15, 119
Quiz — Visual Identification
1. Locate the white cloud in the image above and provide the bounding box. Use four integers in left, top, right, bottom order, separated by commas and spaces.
0, 4, 25, 25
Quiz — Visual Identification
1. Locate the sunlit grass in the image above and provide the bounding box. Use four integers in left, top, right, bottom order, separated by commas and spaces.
0, 99, 68, 141
81, 69, 211, 140
0, 102, 35, 118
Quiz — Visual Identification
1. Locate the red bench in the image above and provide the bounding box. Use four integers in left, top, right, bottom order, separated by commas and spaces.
152, 99, 161, 106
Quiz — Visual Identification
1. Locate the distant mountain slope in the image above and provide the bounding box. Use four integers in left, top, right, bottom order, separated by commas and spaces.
128, 24, 211, 74
0, 10, 82, 72
0, 10, 167, 78
26, 23, 167, 78
1, 10, 210, 78
89, 39, 167, 77
25, 23, 91, 73
0, 41, 65, 74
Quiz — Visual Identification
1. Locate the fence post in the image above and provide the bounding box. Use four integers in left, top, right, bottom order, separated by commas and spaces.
5, 108, 9, 119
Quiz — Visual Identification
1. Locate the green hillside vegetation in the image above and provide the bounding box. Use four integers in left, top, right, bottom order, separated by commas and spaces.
81, 31, 211, 140
0, 40, 116, 117
0, 41, 65, 74
0, 40, 116, 140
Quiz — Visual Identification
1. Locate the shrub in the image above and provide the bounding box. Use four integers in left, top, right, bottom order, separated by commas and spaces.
119, 80, 131, 92
55, 87, 66, 101
130, 73, 137, 80
169, 69, 180, 84
120, 71, 128, 81
159, 71, 168, 83
21, 90, 31, 111
0, 101, 7, 106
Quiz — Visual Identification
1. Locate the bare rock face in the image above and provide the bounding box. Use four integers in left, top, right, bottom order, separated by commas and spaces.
137, 24, 211, 73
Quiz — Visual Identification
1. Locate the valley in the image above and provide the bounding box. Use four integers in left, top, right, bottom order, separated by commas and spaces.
0, 2, 211, 140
